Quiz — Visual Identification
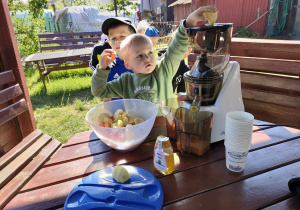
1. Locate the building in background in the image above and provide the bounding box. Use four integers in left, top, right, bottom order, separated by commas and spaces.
169, 0, 269, 36
169, 0, 299, 40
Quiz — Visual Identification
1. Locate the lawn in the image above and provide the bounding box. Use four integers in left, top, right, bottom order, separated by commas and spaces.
24, 65, 102, 143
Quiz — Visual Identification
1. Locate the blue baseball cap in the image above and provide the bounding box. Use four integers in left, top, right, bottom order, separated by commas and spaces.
145, 27, 160, 37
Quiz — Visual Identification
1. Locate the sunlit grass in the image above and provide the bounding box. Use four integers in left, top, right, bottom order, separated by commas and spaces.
24, 66, 102, 143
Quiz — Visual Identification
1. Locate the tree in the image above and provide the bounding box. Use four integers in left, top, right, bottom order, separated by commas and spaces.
9, 0, 48, 57
100, 0, 138, 17
28, 0, 48, 18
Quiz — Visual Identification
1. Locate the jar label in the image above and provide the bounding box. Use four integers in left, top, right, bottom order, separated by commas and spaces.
154, 146, 167, 172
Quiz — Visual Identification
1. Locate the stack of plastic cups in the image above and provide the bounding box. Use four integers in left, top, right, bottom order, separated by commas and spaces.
224, 111, 254, 172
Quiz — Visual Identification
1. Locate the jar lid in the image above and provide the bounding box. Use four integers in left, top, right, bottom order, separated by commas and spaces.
157, 135, 169, 141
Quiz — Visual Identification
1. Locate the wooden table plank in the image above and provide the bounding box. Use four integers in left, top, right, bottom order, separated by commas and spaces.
0, 135, 52, 189
46, 125, 300, 167
8, 138, 300, 209
5, 124, 300, 210
21, 125, 300, 192
4, 178, 82, 210
0, 140, 61, 209
159, 138, 300, 204
164, 162, 300, 210
263, 196, 300, 210
24, 48, 93, 62
45, 139, 112, 166
20, 142, 156, 192
0, 129, 43, 170
22, 138, 224, 192
251, 126, 300, 149
46, 126, 167, 166
62, 130, 99, 147
131, 140, 226, 178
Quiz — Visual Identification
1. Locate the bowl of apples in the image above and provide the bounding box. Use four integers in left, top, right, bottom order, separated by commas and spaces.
86, 99, 158, 151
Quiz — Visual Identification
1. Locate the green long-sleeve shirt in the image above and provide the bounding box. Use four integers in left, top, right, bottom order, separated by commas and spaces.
91, 20, 188, 104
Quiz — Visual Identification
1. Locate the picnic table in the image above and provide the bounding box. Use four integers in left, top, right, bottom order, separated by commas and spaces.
4, 118, 300, 210
24, 47, 93, 92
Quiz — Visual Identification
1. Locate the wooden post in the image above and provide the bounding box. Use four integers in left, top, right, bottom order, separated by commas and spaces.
286, 0, 298, 39
0, 1, 36, 136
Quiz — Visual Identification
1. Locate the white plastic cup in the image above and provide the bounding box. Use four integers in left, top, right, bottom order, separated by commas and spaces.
224, 140, 251, 152
225, 147, 248, 172
225, 111, 254, 152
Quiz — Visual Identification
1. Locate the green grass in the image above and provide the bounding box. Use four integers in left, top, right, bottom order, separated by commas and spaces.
24, 66, 102, 143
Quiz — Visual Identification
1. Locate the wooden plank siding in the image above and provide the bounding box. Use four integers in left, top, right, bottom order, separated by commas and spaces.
175, 0, 268, 36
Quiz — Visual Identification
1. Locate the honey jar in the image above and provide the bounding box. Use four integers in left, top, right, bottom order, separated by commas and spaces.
153, 135, 175, 175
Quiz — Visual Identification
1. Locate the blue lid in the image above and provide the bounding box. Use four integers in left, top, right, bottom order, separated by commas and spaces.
64, 165, 164, 209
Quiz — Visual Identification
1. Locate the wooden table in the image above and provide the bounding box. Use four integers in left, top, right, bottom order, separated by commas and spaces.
24, 48, 93, 92
4, 118, 300, 210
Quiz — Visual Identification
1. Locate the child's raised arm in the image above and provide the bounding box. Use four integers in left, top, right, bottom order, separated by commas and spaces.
185, 5, 217, 28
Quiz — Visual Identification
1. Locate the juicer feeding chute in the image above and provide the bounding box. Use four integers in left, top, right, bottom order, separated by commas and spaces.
184, 23, 233, 106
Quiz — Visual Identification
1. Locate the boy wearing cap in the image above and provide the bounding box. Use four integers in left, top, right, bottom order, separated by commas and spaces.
144, 27, 160, 46
93, 17, 136, 83
91, 6, 217, 103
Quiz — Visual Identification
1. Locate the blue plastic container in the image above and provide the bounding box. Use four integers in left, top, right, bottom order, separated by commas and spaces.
64, 165, 164, 209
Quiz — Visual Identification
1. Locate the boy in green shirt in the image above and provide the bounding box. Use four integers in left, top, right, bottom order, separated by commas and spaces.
91, 6, 217, 103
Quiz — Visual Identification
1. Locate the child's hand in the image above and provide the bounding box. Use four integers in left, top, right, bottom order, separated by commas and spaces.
186, 5, 217, 28
99, 49, 117, 70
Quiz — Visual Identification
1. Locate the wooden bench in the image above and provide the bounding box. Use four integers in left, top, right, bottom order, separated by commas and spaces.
38, 31, 102, 52
188, 38, 300, 127
25, 31, 103, 91
38, 31, 102, 51
0, 70, 62, 208
38, 31, 102, 66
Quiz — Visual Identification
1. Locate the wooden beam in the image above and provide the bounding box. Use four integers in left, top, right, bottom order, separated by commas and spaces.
231, 56, 300, 76
0, 99, 29, 126
0, 84, 23, 104
231, 38, 300, 60
188, 53, 300, 75
243, 99, 300, 126
0, 70, 15, 86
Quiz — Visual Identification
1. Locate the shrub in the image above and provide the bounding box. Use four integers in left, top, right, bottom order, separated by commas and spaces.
236, 26, 260, 38
9, 0, 47, 57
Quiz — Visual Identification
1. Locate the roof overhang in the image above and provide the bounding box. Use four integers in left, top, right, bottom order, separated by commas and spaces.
168, 0, 191, 7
